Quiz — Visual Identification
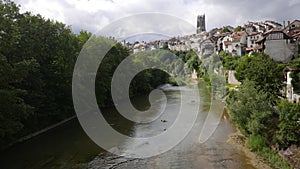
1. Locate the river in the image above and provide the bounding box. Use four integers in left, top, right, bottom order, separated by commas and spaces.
0, 82, 256, 169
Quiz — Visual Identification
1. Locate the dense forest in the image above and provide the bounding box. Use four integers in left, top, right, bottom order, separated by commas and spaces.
0, 0, 92, 147
0, 0, 199, 149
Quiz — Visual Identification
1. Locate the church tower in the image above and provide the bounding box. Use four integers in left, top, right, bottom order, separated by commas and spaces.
197, 14, 206, 34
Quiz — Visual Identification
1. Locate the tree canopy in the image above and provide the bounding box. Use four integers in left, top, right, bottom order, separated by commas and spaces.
235, 53, 283, 103
276, 100, 300, 148
227, 79, 275, 137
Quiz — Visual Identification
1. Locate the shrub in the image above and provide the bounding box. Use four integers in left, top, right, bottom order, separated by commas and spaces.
258, 147, 292, 169
248, 134, 266, 151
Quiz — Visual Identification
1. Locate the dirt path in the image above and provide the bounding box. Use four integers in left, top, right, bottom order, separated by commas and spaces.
228, 70, 241, 85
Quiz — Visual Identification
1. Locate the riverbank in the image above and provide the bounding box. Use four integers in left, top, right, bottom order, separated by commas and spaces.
2, 115, 77, 150
227, 130, 273, 169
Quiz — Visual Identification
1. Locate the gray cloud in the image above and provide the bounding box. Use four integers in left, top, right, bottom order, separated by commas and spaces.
12, 0, 300, 35
201, 0, 300, 27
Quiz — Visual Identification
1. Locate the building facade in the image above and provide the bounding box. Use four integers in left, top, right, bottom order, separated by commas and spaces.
258, 29, 298, 63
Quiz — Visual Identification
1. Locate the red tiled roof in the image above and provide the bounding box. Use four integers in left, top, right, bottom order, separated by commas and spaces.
284, 66, 298, 72
287, 27, 300, 36
246, 47, 254, 51
254, 45, 263, 50
292, 32, 300, 38
246, 45, 263, 51
256, 37, 265, 43
232, 37, 241, 42
248, 32, 259, 36
263, 28, 283, 35
235, 31, 246, 36
224, 41, 232, 45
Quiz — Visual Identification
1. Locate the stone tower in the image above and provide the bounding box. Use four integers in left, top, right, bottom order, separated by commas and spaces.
197, 14, 206, 34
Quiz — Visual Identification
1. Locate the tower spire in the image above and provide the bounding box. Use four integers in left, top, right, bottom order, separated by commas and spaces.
197, 14, 206, 34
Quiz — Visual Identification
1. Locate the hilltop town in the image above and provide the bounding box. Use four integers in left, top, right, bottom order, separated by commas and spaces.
125, 15, 300, 64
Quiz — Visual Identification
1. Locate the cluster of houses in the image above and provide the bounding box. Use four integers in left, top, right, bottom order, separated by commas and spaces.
125, 20, 300, 63
121, 19, 300, 103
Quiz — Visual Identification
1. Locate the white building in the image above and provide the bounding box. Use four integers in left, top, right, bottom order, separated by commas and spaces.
284, 66, 300, 103
246, 32, 263, 53
221, 31, 247, 56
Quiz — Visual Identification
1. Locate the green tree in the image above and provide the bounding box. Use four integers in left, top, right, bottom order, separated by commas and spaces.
234, 25, 244, 32
0, 0, 92, 147
235, 53, 283, 103
227, 79, 275, 138
286, 58, 300, 93
0, 0, 39, 145
290, 71, 300, 93
0, 54, 36, 145
220, 26, 231, 33
219, 51, 240, 70
93, 39, 130, 106
186, 52, 201, 71
276, 100, 300, 148
0, 0, 20, 63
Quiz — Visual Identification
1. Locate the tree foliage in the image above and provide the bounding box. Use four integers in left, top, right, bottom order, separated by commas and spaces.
286, 58, 300, 93
227, 79, 275, 138
0, 0, 90, 147
172, 50, 201, 77
219, 51, 240, 70
276, 100, 300, 148
234, 26, 244, 32
220, 26, 231, 33
235, 53, 283, 103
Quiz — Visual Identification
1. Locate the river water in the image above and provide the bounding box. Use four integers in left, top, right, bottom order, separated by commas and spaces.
0, 82, 255, 169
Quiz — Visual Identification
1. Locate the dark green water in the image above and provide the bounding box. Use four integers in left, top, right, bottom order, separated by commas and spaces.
0, 82, 256, 169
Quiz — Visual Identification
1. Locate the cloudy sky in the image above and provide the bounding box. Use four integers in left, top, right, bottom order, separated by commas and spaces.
12, 0, 300, 35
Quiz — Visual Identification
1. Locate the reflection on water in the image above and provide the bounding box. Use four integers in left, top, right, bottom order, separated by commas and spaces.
0, 82, 255, 169
0, 119, 103, 169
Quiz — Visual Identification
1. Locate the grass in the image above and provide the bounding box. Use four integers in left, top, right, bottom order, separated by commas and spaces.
226, 83, 240, 88
247, 134, 292, 169
257, 146, 292, 169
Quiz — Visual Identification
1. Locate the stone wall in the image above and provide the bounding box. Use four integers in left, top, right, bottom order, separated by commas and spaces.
265, 39, 298, 63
